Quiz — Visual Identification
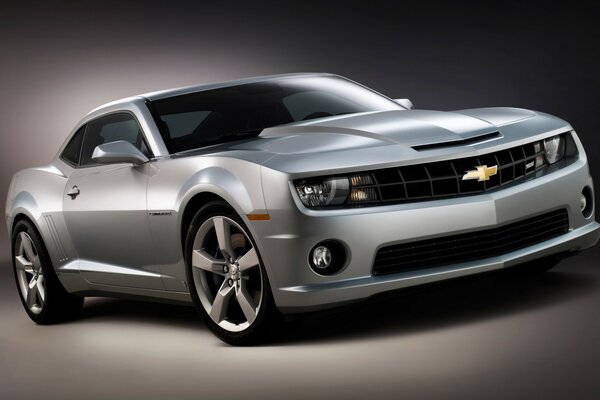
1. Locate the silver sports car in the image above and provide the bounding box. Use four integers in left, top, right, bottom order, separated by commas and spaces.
6, 73, 599, 344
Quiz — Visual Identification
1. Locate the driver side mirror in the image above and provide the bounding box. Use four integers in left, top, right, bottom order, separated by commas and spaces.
394, 98, 414, 110
92, 140, 149, 165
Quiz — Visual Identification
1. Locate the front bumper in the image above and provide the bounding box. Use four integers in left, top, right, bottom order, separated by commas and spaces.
254, 155, 599, 314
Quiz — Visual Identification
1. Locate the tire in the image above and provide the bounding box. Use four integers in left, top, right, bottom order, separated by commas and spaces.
185, 201, 282, 345
500, 255, 562, 278
12, 219, 84, 324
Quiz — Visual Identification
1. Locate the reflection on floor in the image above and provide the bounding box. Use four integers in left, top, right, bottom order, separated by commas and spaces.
0, 245, 599, 399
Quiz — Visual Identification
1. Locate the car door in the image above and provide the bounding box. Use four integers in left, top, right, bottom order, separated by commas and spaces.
62, 112, 164, 289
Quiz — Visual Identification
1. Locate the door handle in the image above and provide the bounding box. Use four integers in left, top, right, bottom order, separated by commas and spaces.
67, 186, 80, 199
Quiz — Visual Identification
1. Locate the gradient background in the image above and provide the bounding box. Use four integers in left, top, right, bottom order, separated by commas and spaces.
1, 1, 599, 399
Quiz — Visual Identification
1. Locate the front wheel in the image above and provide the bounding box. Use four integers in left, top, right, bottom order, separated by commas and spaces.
185, 201, 282, 345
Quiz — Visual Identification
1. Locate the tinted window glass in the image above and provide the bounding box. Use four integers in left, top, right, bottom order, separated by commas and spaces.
80, 113, 150, 166
282, 91, 359, 120
61, 125, 86, 165
149, 76, 402, 153
161, 111, 211, 138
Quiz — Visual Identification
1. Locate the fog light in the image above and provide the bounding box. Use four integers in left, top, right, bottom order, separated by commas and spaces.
580, 194, 587, 212
312, 246, 332, 269
308, 240, 347, 275
581, 186, 593, 218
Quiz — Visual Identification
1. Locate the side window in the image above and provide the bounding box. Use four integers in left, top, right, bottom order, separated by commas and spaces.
80, 113, 150, 166
60, 125, 86, 166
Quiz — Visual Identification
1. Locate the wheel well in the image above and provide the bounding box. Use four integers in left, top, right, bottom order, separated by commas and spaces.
11, 213, 35, 236
180, 192, 228, 250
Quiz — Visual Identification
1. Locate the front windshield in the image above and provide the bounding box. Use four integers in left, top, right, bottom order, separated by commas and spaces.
148, 75, 403, 154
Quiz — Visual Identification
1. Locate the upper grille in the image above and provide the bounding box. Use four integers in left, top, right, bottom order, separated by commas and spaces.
348, 140, 547, 205
373, 209, 569, 276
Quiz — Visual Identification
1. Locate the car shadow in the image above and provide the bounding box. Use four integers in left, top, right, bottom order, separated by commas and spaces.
279, 266, 599, 345
2, 252, 596, 344
71, 265, 598, 345
77, 298, 204, 330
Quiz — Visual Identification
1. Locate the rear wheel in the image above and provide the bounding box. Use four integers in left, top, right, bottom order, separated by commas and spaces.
185, 201, 282, 345
12, 219, 84, 324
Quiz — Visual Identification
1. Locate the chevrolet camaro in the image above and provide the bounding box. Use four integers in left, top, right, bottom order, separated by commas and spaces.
6, 73, 599, 344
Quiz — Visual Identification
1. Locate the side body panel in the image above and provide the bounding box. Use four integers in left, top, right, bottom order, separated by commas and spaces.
62, 163, 163, 289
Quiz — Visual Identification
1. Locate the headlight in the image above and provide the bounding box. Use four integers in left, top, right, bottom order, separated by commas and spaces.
543, 135, 565, 164
295, 173, 380, 207
295, 177, 349, 207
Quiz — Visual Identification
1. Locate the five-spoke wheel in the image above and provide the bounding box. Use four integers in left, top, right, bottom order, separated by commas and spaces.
12, 219, 83, 324
185, 201, 281, 345
14, 232, 46, 314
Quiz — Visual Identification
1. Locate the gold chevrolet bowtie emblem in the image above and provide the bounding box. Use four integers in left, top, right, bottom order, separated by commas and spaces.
462, 165, 498, 182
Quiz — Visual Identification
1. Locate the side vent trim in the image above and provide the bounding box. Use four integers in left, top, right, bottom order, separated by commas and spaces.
44, 214, 68, 262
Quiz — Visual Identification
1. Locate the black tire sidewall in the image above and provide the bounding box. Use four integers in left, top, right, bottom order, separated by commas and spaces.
184, 201, 280, 345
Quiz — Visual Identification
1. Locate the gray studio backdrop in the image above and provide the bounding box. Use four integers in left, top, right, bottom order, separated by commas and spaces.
1, 3, 600, 400
1, 1, 599, 253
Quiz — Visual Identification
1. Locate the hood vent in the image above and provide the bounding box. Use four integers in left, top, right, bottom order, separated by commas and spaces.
412, 131, 501, 151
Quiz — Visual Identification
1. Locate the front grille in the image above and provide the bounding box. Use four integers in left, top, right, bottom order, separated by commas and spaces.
349, 140, 547, 205
373, 209, 569, 276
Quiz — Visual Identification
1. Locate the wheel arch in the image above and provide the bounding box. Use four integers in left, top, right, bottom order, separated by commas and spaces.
12, 212, 36, 230
8, 191, 42, 243
179, 191, 228, 252
8, 188, 70, 271
176, 187, 276, 297
174, 166, 268, 251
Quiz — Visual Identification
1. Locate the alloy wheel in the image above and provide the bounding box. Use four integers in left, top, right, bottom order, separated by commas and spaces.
14, 232, 45, 314
191, 216, 263, 332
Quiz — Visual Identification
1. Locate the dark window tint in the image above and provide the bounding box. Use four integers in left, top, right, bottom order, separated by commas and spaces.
61, 125, 86, 166
282, 91, 360, 120
80, 113, 150, 166
149, 76, 402, 153
161, 111, 211, 138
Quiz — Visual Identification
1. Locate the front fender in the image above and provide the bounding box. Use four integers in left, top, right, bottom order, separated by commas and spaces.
174, 166, 270, 259
176, 166, 263, 217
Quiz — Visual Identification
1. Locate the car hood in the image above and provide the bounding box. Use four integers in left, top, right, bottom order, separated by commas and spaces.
211, 107, 570, 176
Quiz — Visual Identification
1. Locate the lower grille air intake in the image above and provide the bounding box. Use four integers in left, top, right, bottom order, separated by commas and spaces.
373, 209, 569, 275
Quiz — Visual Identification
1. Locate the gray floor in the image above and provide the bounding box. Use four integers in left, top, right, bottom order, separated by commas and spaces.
1, 238, 599, 400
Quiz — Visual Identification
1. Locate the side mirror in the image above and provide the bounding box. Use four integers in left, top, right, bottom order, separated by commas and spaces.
394, 98, 414, 110
92, 140, 149, 165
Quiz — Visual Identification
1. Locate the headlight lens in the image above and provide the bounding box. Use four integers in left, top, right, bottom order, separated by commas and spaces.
295, 177, 349, 207
543, 135, 565, 164
295, 173, 381, 207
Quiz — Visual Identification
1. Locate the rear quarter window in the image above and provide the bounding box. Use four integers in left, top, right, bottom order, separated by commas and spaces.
60, 125, 86, 166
